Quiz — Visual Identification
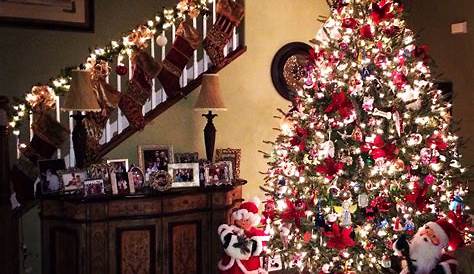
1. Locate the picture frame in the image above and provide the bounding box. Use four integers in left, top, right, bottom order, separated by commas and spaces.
174, 152, 199, 163
0, 0, 94, 31
168, 163, 200, 188
204, 161, 233, 186
58, 169, 87, 193
111, 172, 135, 195
216, 148, 241, 179
83, 179, 105, 197
138, 144, 174, 181
86, 162, 112, 183
148, 170, 172, 192
128, 166, 145, 192
107, 159, 129, 174
38, 159, 66, 195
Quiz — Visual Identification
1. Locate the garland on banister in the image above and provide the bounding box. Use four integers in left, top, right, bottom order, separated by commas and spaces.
8, 0, 213, 134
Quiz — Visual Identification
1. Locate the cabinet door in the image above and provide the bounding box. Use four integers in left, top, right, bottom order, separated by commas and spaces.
110, 219, 161, 274
162, 213, 210, 274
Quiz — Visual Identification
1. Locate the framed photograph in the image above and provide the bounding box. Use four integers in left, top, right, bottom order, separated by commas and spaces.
204, 161, 233, 186
0, 0, 94, 31
87, 162, 111, 182
128, 166, 145, 192
138, 145, 174, 181
168, 163, 200, 188
83, 179, 105, 197
174, 152, 199, 163
38, 159, 66, 194
107, 159, 129, 174
198, 159, 210, 185
111, 172, 135, 195
216, 148, 241, 179
58, 169, 87, 192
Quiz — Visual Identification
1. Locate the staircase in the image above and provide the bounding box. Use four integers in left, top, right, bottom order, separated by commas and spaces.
12, 1, 246, 168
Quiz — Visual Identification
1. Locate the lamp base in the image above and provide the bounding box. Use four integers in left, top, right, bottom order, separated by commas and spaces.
71, 112, 87, 168
203, 111, 218, 162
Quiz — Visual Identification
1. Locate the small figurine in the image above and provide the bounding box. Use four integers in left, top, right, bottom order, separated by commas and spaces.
218, 199, 269, 274
335, 199, 357, 227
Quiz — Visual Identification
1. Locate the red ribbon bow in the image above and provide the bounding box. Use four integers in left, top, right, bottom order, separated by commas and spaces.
324, 223, 356, 250
315, 157, 345, 180
324, 91, 354, 119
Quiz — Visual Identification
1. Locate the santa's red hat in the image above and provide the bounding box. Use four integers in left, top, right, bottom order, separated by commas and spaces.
426, 218, 464, 251
232, 198, 261, 226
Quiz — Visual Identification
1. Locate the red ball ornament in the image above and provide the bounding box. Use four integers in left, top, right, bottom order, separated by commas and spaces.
115, 65, 128, 76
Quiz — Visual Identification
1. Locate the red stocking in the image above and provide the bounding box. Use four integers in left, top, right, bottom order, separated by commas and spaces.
203, 0, 244, 67
158, 21, 200, 98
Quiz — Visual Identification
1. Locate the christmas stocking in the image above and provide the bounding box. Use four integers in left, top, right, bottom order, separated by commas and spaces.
84, 78, 121, 153
119, 50, 162, 130
158, 21, 200, 98
203, 0, 244, 67
21, 113, 69, 162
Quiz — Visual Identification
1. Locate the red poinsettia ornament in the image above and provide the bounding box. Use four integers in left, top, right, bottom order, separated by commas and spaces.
370, 1, 393, 24
405, 181, 429, 211
359, 24, 374, 39
362, 135, 398, 160
315, 157, 345, 180
427, 133, 448, 151
342, 18, 358, 29
324, 223, 356, 250
324, 91, 354, 119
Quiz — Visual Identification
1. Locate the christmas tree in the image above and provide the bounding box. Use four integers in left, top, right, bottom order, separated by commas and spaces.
261, 0, 471, 273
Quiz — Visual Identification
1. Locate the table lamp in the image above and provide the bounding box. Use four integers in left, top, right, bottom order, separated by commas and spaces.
194, 74, 227, 161
62, 69, 101, 168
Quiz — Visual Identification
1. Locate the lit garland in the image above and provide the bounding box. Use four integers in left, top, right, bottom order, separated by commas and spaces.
261, 0, 472, 273
9, 0, 213, 134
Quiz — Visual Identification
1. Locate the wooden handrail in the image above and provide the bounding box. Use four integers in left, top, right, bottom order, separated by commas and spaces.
93, 45, 247, 162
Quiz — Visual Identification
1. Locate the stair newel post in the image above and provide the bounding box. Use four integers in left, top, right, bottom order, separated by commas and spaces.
0, 95, 20, 274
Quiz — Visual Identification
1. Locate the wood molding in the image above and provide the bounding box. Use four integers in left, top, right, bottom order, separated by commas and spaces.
168, 221, 202, 274
50, 227, 79, 274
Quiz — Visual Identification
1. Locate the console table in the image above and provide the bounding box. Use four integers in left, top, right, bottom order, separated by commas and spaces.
40, 183, 243, 274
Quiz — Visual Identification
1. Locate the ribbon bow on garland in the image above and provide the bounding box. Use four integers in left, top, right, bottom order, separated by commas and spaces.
370, 1, 393, 24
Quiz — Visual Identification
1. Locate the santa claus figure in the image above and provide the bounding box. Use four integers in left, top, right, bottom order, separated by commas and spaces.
393, 217, 463, 274
218, 199, 269, 274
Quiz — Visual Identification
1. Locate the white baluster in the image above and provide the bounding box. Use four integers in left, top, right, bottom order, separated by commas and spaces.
192, 17, 198, 79
203, 13, 209, 72
55, 96, 61, 158
16, 135, 20, 159
105, 75, 111, 143
212, 0, 217, 23
29, 113, 33, 141
161, 30, 167, 103
151, 34, 157, 109
117, 55, 123, 134
68, 111, 75, 167
232, 25, 237, 51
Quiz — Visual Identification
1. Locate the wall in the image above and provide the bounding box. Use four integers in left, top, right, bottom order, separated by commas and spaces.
406, 0, 474, 168
106, 0, 329, 200
0, 1, 169, 273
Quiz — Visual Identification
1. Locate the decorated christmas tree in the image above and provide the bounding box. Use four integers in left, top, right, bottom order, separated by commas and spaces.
261, 0, 472, 273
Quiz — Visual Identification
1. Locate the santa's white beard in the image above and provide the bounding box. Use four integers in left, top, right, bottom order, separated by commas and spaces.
409, 232, 443, 274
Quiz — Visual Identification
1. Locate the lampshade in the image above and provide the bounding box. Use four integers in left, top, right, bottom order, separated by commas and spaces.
62, 70, 101, 112
194, 74, 227, 111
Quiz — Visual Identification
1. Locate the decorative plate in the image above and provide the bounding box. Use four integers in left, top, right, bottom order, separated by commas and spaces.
148, 170, 172, 192
271, 42, 312, 101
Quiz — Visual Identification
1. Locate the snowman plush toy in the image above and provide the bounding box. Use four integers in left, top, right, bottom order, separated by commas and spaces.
393, 217, 464, 274
218, 199, 270, 274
